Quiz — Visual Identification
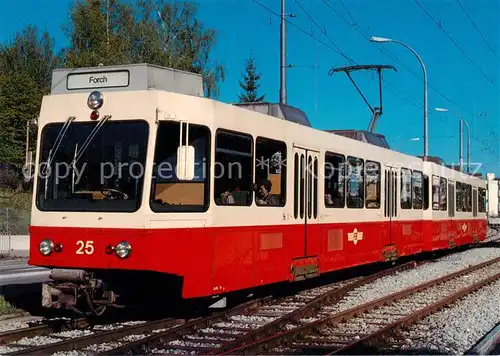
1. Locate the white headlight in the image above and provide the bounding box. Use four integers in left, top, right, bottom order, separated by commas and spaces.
87, 91, 104, 110
115, 241, 131, 259
39, 240, 54, 256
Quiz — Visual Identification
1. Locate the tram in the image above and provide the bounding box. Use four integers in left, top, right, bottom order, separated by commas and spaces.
28, 64, 487, 315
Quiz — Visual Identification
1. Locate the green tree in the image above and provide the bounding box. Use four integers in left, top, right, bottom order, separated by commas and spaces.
0, 25, 59, 94
61, 0, 225, 98
238, 55, 265, 103
0, 71, 42, 165
0, 26, 57, 165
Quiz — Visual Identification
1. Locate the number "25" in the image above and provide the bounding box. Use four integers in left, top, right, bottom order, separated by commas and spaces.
76, 240, 94, 255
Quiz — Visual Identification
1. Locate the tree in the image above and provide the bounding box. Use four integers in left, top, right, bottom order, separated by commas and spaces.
0, 25, 59, 94
61, 0, 225, 98
238, 55, 265, 103
0, 26, 57, 166
0, 71, 42, 165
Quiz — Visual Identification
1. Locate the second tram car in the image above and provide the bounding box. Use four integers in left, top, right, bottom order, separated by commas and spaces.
28, 64, 487, 315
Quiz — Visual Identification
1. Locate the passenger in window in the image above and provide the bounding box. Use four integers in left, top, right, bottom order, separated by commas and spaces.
220, 190, 234, 204
255, 179, 280, 206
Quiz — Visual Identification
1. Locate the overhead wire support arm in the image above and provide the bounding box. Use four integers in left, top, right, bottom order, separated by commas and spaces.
329, 64, 397, 132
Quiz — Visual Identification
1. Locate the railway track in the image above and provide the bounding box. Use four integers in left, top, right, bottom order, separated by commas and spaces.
1, 261, 417, 355
227, 256, 500, 355
0, 317, 90, 345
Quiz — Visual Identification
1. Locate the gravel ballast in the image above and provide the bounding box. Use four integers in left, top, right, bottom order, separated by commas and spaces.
395, 278, 500, 354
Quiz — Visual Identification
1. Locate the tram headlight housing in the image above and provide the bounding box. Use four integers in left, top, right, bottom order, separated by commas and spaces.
87, 91, 104, 110
39, 239, 54, 256
115, 241, 131, 259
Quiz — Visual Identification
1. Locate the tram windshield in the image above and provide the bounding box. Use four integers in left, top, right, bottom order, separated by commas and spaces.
36, 120, 148, 212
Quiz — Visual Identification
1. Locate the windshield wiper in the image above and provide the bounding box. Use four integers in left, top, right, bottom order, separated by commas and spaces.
43, 116, 76, 199
70, 115, 112, 169
43, 116, 76, 174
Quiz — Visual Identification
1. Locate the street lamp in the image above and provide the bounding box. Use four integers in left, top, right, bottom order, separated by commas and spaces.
434, 107, 471, 173
370, 36, 428, 160
457, 113, 471, 174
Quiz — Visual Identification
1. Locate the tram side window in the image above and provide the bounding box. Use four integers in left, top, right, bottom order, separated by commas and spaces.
432, 175, 440, 210
456, 182, 462, 212
401, 168, 412, 209
466, 184, 472, 212
423, 174, 429, 210
440, 177, 447, 211
255, 137, 286, 206
214, 130, 253, 206
478, 187, 486, 212
347, 156, 364, 209
325, 152, 345, 208
150, 121, 210, 212
412, 170, 423, 209
365, 161, 380, 209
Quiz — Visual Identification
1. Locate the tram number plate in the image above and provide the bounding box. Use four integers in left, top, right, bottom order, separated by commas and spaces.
76, 240, 95, 255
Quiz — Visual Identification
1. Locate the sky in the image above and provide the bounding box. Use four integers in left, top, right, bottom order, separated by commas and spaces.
1, 0, 499, 175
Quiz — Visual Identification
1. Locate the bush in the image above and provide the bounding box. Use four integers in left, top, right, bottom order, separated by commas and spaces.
0, 164, 23, 190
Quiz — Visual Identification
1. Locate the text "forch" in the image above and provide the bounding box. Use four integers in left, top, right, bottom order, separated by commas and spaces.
89, 76, 107, 84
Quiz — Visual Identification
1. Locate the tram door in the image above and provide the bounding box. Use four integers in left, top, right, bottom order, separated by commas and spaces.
293, 147, 320, 258
384, 166, 399, 245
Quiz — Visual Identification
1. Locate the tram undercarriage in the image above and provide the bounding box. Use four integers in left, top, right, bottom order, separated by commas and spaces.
41, 268, 187, 316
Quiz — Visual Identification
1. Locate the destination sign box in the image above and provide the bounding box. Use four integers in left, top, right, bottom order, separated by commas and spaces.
67, 70, 130, 90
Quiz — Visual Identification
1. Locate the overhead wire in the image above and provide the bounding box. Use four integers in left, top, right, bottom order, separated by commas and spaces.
294, 0, 446, 124
455, 0, 500, 62
251, 0, 497, 163
324, 0, 498, 157
415, 0, 498, 90
323, 0, 478, 122
251, 0, 355, 63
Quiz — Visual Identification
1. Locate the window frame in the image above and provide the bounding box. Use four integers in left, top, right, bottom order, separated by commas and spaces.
254, 136, 287, 207
400, 167, 412, 209
440, 177, 447, 211
324, 151, 346, 209
150, 121, 211, 213
214, 128, 254, 207
412, 170, 423, 210
346, 156, 364, 209
432, 175, 440, 211
365, 160, 381, 209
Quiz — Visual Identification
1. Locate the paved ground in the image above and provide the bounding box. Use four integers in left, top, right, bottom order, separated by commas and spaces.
0, 259, 49, 286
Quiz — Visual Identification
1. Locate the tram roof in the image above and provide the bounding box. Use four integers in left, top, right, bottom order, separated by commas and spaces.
50, 63, 204, 96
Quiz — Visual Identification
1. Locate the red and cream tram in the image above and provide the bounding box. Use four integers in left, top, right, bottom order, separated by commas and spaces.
28, 64, 487, 315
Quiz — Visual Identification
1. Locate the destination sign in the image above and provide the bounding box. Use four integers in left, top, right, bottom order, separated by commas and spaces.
67, 70, 130, 90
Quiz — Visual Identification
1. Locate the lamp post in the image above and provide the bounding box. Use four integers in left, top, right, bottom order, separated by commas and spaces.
434, 107, 471, 173
457, 113, 471, 174
25, 117, 38, 182
370, 36, 428, 160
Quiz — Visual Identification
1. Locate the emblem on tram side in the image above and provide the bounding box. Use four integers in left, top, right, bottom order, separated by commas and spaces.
348, 228, 363, 245
461, 223, 467, 232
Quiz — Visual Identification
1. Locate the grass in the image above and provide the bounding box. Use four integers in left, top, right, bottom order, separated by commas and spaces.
0, 189, 32, 211
0, 188, 32, 234
0, 296, 23, 316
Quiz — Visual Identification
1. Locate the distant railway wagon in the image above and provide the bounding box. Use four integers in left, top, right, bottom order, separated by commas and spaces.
28, 64, 487, 315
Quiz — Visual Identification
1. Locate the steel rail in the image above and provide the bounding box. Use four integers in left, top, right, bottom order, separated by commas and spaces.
102, 261, 418, 355
0, 317, 90, 344
330, 270, 500, 354
5, 318, 186, 355
98, 298, 266, 355
212, 261, 417, 354
226, 256, 500, 354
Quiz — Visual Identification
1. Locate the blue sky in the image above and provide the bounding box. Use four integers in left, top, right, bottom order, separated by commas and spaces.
1, 0, 499, 174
